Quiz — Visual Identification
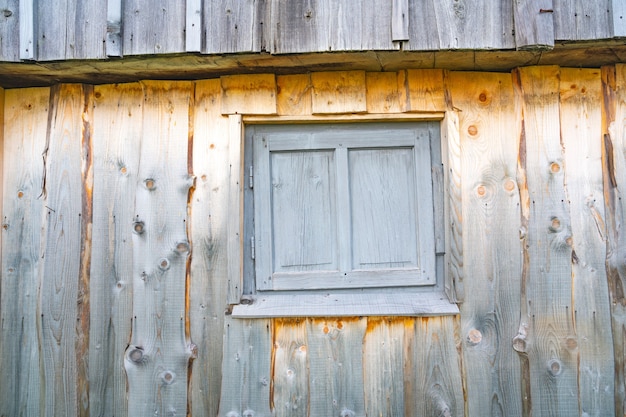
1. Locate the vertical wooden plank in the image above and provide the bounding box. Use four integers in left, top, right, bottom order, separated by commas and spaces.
391, 0, 409, 41
410, 316, 465, 416
106, 0, 123, 56
0, 87, 49, 417
553, 0, 612, 40
514, 66, 578, 416
603, 64, 626, 416
218, 316, 272, 416
189, 79, 231, 417
186, 0, 202, 52
204, 0, 266, 53
124, 81, 194, 416
365, 72, 402, 114
221, 74, 277, 115
611, 0, 626, 37
0, 0, 19, 61
449, 71, 523, 416
311, 71, 367, 115
227, 114, 244, 304
512, 0, 555, 49
123, 0, 186, 55
39, 84, 87, 417
363, 318, 405, 417
560, 68, 614, 416
89, 82, 144, 417
399, 69, 446, 112
307, 318, 366, 416
19, 0, 35, 59
273, 319, 309, 417
406, 0, 515, 50
276, 74, 312, 116
441, 111, 464, 302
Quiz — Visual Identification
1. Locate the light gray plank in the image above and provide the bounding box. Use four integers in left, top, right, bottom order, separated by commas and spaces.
611, 0, 626, 36
450, 71, 523, 416
512, 0, 555, 49
307, 318, 366, 417
218, 316, 272, 417
40, 84, 86, 417
123, 0, 186, 55
124, 81, 194, 416
186, 0, 202, 52
0, 87, 49, 417
18, 0, 34, 59
554, 0, 612, 40
227, 114, 244, 303
0, 0, 19, 61
232, 292, 459, 318
561, 68, 614, 417
406, 0, 515, 50
515, 66, 578, 417
204, 0, 266, 53
391, 0, 409, 41
106, 0, 122, 56
189, 79, 231, 417
37, 0, 106, 60
89, 82, 144, 417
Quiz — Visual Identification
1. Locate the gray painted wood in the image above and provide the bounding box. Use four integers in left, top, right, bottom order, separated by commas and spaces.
124, 81, 193, 416
611, 0, 626, 36
0, 87, 49, 417
450, 72, 523, 416
106, 0, 122, 57
123, 0, 186, 55
204, 0, 266, 53
89, 82, 143, 417
553, 0, 612, 41
227, 114, 244, 303
512, 0, 555, 49
18, 0, 34, 59
186, 0, 202, 52
391, 0, 409, 42
406, 0, 515, 50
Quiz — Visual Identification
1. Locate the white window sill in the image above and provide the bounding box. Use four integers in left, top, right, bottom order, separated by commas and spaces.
231, 291, 459, 318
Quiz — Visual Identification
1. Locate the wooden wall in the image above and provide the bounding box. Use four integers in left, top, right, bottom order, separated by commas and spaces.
1, 0, 626, 61
0, 65, 625, 416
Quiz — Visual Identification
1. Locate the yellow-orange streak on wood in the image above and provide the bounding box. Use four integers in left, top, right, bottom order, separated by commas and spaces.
311, 71, 367, 115
221, 73, 277, 115
276, 74, 312, 116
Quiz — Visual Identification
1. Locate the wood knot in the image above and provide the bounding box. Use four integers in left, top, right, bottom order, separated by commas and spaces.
467, 329, 482, 345
158, 258, 170, 271
547, 359, 563, 376
467, 125, 478, 136
512, 335, 527, 353
133, 221, 145, 234
504, 179, 516, 192
549, 217, 561, 232
128, 346, 145, 363
144, 178, 156, 190
161, 370, 175, 384
2, 9, 13, 17
176, 241, 190, 254
550, 162, 561, 173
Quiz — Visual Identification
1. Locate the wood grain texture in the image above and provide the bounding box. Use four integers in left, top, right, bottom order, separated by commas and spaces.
89, 82, 144, 417
124, 81, 194, 417
391, 0, 409, 42
514, 66, 578, 416
365, 72, 402, 114
37, 0, 106, 60
106, 0, 122, 56
0, 0, 19, 61
611, 0, 626, 36
399, 69, 446, 112
512, 0, 555, 49
273, 319, 309, 417
18, 0, 34, 59
189, 79, 231, 417
218, 316, 272, 417
123, 0, 186, 55
204, 0, 266, 53
0, 87, 49, 417
311, 71, 366, 114
276, 74, 312, 116
449, 71, 523, 416
409, 316, 465, 416
553, 0, 612, 41
269, 0, 395, 54
227, 114, 244, 304
560, 68, 615, 416
39, 84, 87, 417
307, 318, 367, 417
221, 74, 277, 115
186, 0, 202, 52
405, 0, 515, 50
603, 64, 626, 416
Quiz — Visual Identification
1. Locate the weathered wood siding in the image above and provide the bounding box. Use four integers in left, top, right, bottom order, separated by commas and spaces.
2, 1, 626, 61
1, 66, 626, 416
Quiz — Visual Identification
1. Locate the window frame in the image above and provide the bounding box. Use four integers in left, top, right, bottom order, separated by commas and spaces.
229, 113, 460, 318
